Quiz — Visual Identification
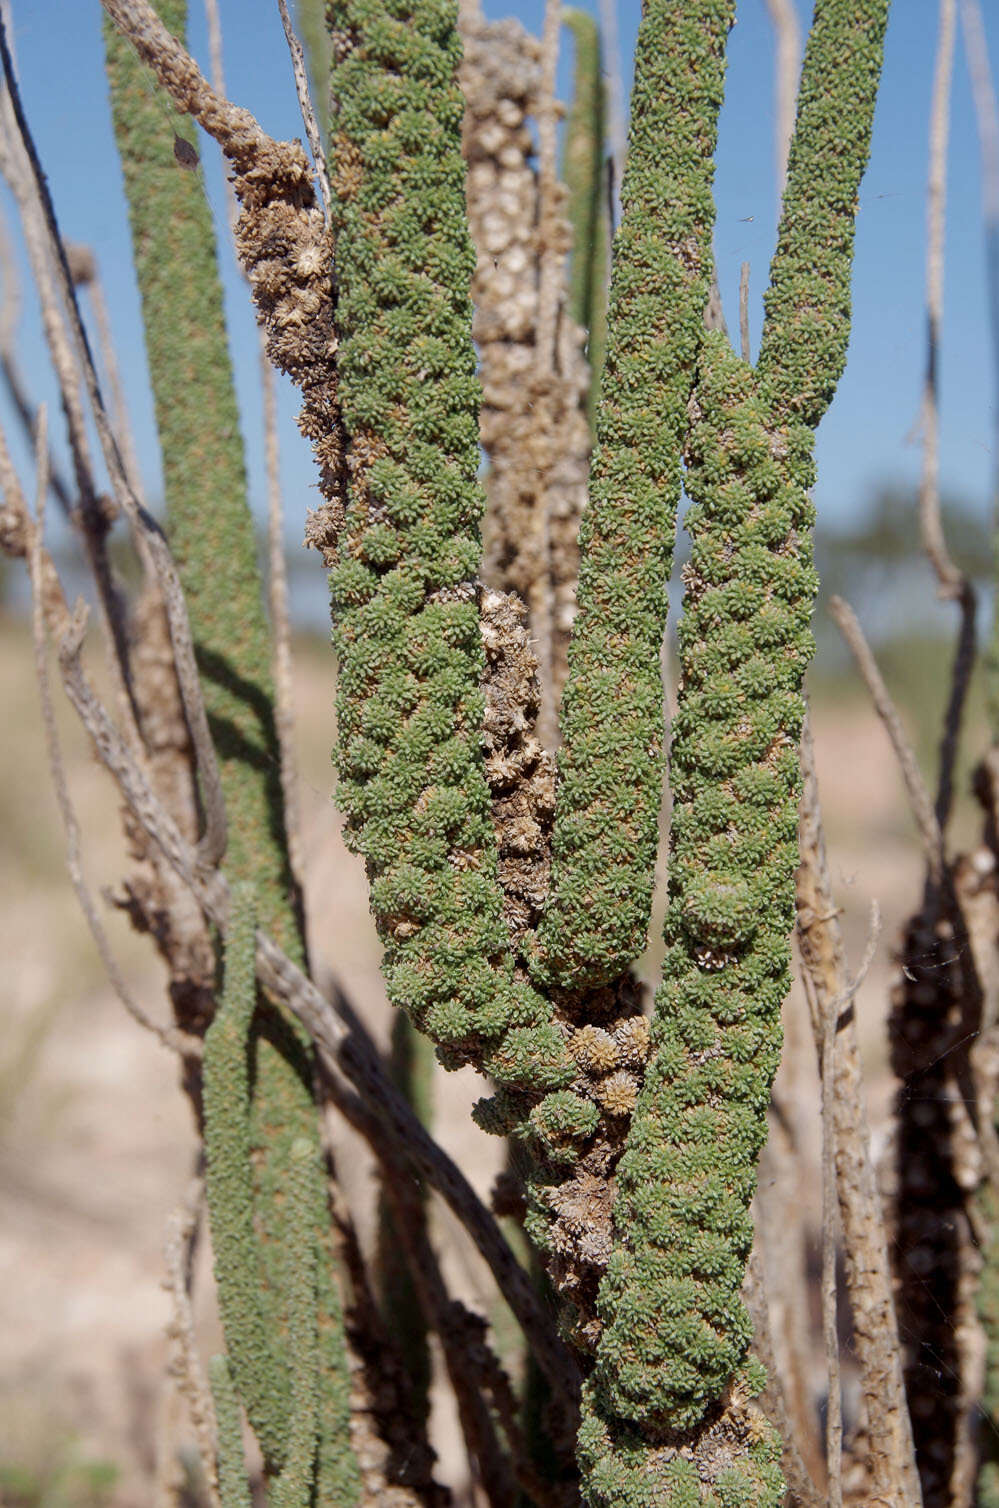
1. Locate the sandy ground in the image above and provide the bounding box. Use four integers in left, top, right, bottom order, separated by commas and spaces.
0, 609, 977, 1504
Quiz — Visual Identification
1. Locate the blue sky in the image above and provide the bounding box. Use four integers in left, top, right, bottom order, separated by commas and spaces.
3, 0, 998, 614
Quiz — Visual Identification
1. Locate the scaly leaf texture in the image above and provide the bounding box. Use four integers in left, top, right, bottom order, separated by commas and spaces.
535, 0, 734, 991
104, 13, 359, 1497
591, 334, 817, 1439
757, 0, 891, 426
270, 1138, 320, 1508
209, 1355, 254, 1508
327, 0, 579, 1121
582, 2, 888, 1493
202, 885, 289, 1467
562, 9, 608, 425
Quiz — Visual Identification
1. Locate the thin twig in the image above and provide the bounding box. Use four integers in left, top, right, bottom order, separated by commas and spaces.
275, 0, 331, 220
796, 716, 922, 1507
77, 249, 145, 498
960, 0, 999, 753
916, 0, 979, 842
0, 12, 228, 871
0, 95, 136, 703
738, 259, 750, 363
920, 0, 962, 598
829, 594, 944, 882
0, 207, 72, 515
598, 0, 625, 230
24, 413, 194, 1057
763, 0, 801, 200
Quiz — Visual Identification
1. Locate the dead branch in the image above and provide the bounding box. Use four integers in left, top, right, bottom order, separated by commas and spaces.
796, 715, 922, 1508
275, 0, 331, 220
829, 595, 944, 883
763, 0, 801, 199
739, 260, 750, 363
920, 0, 962, 600
0, 12, 228, 871
73, 246, 144, 498
21, 413, 197, 1063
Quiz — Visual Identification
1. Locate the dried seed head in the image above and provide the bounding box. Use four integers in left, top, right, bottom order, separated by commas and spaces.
571, 1024, 619, 1074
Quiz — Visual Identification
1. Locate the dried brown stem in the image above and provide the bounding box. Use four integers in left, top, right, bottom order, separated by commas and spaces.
0, 94, 136, 713
829, 595, 944, 883
796, 715, 922, 1508
764, 0, 801, 198
274, 0, 331, 219
738, 259, 750, 363
818, 901, 883, 1508
461, 10, 589, 739
920, 0, 962, 600
0, 210, 73, 516
79, 252, 144, 498
22, 415, 196, 1059
0, 12, 228, 871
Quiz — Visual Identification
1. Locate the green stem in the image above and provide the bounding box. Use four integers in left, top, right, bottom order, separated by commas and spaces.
536, 0, 734, 991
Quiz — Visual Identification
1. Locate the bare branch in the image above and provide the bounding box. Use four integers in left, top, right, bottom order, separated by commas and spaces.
829, 594, 944, 882
23, 416, 196, 1059
275, 0, 331, 220
0, 12, 228, 871
796, 715, 922, 1507
763, 0, 801, 199
73, 246, 145, 499
738, 259, 750, 363
920, 0, 963, 598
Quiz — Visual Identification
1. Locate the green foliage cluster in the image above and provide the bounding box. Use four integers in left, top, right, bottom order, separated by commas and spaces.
591, 337, 816, 1433
574, 3, 888, 1497
104, 9, 358, 1497
535, 0, 734, 992
326, 0, 577, 1115
577, 1366, 785, 1508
